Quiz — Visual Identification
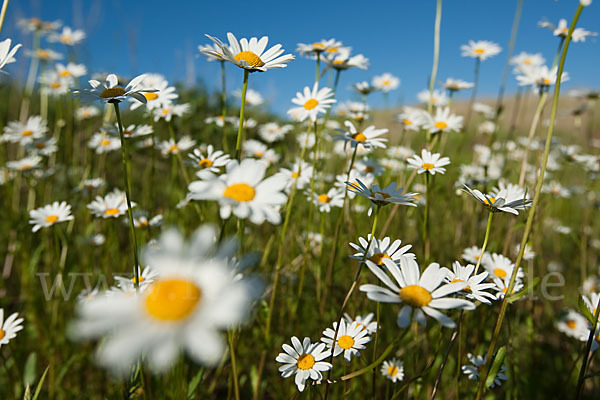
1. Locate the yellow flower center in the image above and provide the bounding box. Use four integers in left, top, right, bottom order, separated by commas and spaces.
387, 365, 398, 377
168, 145, 179, 153
422, 163, 435, 170
145, 279, 202, 321
524, 59, 531, 65
327, 47, 338, 53
474, 48, 485, 54
37, 49, 50, 59
234, 51, 264, 67
144, 92, 159, 101
352, 132, 367, 142
100, 139, 111, 146
35, 143, 46, 149
19, 164, 32, 170
365, 166, 374, 173
291, 172, 299, 178
562, 28, 569, 35
0, 329, 5, 340
224, 183, 256, 202
338, 335, 355, 350
123, 129, 133, 136
132, 275, 146, 284
318, 194, 331, 203
297, 354, 316, 370
161, 109, 170, 115
104, 208, 120, 216
313, 43, 325, 48
333, 60, 344, 65
100, 87, 126, 99
59, 70, 71, 77
256, 152, 264, 157
45, 215, 59, 223
403, 119, 412, 125
434, 121, 448, 130
198, 159, 213, 168
370, 252, 391, 266
450, 278, 471, 292
398, 285, 432, 308
566, 320, 576, 329
493, 268, 507, 279
383, 79, 390, 86
543, 78, 551, 85
484, 197, 496, 206
22, 130, 33, 137
50, 82, 61, 89
304, 98, 319, 110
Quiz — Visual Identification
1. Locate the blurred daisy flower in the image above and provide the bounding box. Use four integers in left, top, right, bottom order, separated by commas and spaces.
6, 155, 43, 172
18, 17, 61, 34
423, 107, 463, 133
87, 189, 135, 219
27, 48, 63, 61
463, 184, 531, 215
188, 145, 231, 178
288, 83, 336, 122
372, 73, 400, 93
0, 309, 24, 348
114, 265, 158, 289
335, 121, 388, 150
234, 88, 263, 106
76, 106, 100, 120
442, 261, 496, 304
0, 38, 21, 71
407, 149, 451, 175
324, 51, 369, 71
74, 73, 155, 104
258, 122, 293, 143
72, 226, 260, 374
516, 65, 568, 89
381, 358, 404, 383
188, 159, 287, 224
279, 159, 313, 193
443, 78, 474, 92
462, 353, 508, 387
158, 136, 196, 157
29, 201, 74, 232
539, 18, 597, 42
343, 313, 378, 334
398, 107, 427, 131
321, 319, 371, 362
206, 32, 294, 72
153, 103, 191, 122
297, 38, 341, 57
510, 52, 545, 73
130, 74, 178, 110
417, 89, 448, 107
88, 133, 120, 154
48, 26, 86, 45
555, 309, 589, 339
2, 115, 48, 145
311, 187, 344, 213
361, 258, 475, 328
349, 234, 415, 266
353, 81, 377, 96
493, 276, 525, 300
276, 336, 332, 392
460, 40, 501, 61
132, 212, 164, 229
461, 245, 490, 265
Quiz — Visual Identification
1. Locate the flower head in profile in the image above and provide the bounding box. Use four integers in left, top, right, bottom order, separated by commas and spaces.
423, 107, 463, 133
334, 121, 388, 150
0, 38, 22, 72
324, 51, 369, 71
460, 40, 501, 61
353, 81, 377, 96
407, 149, 450, 175
74, 73, 156, 104
321, 319, 371, 362
516, 65, 568, 89
360, 258, 475, 328
345, 179, 417, 215
463, 184, 531, 215
130, 74, 178, 110
297, 38, 342, 57
510, 52, 545, 73
157, 136, 196, 156
87, 189, 135, 219
417, 89, 448, 107
6, 155, 43, 172
29, 201, 74, 232
188, 159, 287, 224
71, 226, 260, 375
0, 309, 24, 348
398, 107, 428, 131
381, 358, 404, 383
288, 83, 336, 122
48, 26, 86, 45
258, 122, 293, 143
539, 18, 597, 42
198, 42, 229, 62
276, 336, 332, 392
443, 78, 474, 92
372, 73, 400, 93
206, 33, 294, 72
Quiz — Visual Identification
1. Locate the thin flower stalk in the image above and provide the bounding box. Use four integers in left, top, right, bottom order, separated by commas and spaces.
235, 69, 249, 161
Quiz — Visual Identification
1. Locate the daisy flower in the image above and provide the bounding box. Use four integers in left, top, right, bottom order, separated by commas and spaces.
130, 75, 178, 110
27, 48, 62, 61
349, 234, 415, 266
48, 26, 86, 45
76, 106, 100, 120
82, 178, 104, 191
132, 213, 164, 229
513, 243, 536, 260
335, 121, 388, 150
397, 108, 427, 132
0, 309, 24, 348
423, 107, 463, 133
372, 73, 400, 93
188, 159, 287, 224
279, 160, 313, 193
443, 78, 474, 92
0, 38, 21, 71
55, 62, 87, 78
516, 65, 568, 89
407, 149, 450, 175
540, 18, 597, 42
198, 42, 229, 62
345, 179, 417, 214
360, 258, 475, 328
29, 201, 74, 232
153, 103, 191, 122
88, 133, 121, 154
311, 187, 345, 213
114, 265, 158, 290
417, 89, 448, 107
6, 155, 43, 172
324, 52, 369, 71
18, 17, 61, 33
296, 38, 341, 56
158, 136, 196, 156
276, 336, 332, 392
353, 81, 377, 95
321, 319, 371, 362
39, 70, 73, 96
483, 253, 523, 281
473, 102, 495, 119
344, 313, 378, 334
87, 189, 135, 219
288, 83, 336, 122
460, 40, 501, 61
510, 52, 545, 73
112, 123, 154, 139
2, 115, 48, 145
443, 262, 496, 304
189, 145, 230, 178
493, 276, 525, 300
463, 184, 531, 215
258, 122, 293, 143
462, 353, 508, 388
206, 32, 294, 72
381, 358, 404, 383
72, 226, 259, 374
478, 121, 496, 135
555, 309, 590, 339
461, 245, 490, 265
234, 88, 263, 106
74, 73, 155, 104
582, 292, 600, 316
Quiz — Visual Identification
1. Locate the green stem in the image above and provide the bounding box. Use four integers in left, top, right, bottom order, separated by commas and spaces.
235, 70, 249, 161
228, 330, 240, 400
473, 211, 493, 275
0, 0, 9, 35
113, 102, 140, 288
475, 4, 583, 399
423, 173, 431, 261
315, 52, 321, 83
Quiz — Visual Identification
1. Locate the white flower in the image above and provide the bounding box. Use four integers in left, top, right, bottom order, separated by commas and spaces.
461, 246, 490, 265
443, 78, 474, 91
288, 83, 336, 122
423, 107, 463, 133
349, 234, 415, 266
234, 88, 263, 106
311, 188, 344, 213
48, 26, 86, 45
0, 38, 21, 71
324, 52, 369, 71
510, 52, 545, 73
460, 40, 501, 61
76, 106, 100, 120
189, 145, 231, 177
74, 73, 155, 104
276, 336, 332, 392
153, 103, 191, 122
360, 258, 475, 328
407, 149, 450, 175
381, 358, 404, 383
555, 309, 590, 339
72, 226, 260, 374
258, 122, 293, 143
0, 309, 24, 348
372, 73, 400, 93
29, 201, 74, 232
297, 38, 342, 56
6, 155, 43, 172
417, 89, 448, 107
516, 65, 568, 88
541, 18, 597, 42
334, 121, 388, 150
88, 133, 121, 154
483, 253, 523, 281
2, 115, 48, 145
321, 319, 371, 361
462, 353, 508, 387
346, 179, 417, 214
130, 74, 178, 110
87, 189, 135, 219
443, 262, 496, 304
343, 313, 378, 334
463, 184, 531, 215
198, 42, 229, 62
114, 265, 158, 290
55, 62, 87, 78
158, 136, 196, 156
279, 159, 313, 193
188, 159, 287, 224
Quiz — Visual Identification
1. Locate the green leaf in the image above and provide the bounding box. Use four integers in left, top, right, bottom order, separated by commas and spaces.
485, 346, 506, 389
186, 368, 205, 399
23, 353, 37, 386
579, 296, 596, 325
507, 278, 540, 303
32, 366, 49, 400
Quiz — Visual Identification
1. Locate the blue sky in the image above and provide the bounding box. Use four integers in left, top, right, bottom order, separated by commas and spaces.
3, 0, 599, 115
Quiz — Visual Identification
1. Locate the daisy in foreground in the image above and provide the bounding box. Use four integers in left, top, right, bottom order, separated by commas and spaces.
463, 184, 531, 215
29, 201, 74, 232
321, 319, 371, 361
206, 32, 294, 72
462, 353, 508, 388
276, 336, 332, 392
72, 226, 259, 374
381, 358, 404, 383
0, 309, 24, 348
407, 149, 450, 175
346, 179, 417, 215
187, 158, 287, 224
287, 83, 336, 122
360, 258, 475, 328
74, 73, 155, 104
